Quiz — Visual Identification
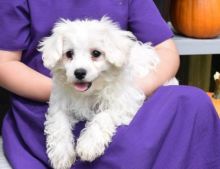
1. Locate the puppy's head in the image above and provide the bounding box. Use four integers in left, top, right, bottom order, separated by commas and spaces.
39, 17, 136, 93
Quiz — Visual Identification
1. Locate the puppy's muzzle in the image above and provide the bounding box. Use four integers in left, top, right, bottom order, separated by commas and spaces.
74, 68, 87, 80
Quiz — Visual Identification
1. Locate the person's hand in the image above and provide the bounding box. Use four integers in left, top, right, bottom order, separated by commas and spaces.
136, 39, 179, 97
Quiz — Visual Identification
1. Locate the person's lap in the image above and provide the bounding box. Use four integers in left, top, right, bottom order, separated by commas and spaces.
2, 86, 220, 169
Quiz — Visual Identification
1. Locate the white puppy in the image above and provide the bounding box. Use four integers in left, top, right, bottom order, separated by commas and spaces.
39, 17, 178, 169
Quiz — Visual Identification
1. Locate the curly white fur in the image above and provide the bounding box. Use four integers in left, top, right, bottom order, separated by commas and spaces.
39, 17, 178, 169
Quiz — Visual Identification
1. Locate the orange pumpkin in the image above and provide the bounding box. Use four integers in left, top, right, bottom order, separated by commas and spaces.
170, 0, 220, 38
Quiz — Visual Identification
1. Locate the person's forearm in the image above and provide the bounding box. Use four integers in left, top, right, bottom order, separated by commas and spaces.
137, 39, 180, 96
0, 61, 51, 102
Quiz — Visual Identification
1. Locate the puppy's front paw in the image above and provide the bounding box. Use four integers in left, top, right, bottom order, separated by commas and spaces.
48, 142, 76, 169
76, 134, 106, 162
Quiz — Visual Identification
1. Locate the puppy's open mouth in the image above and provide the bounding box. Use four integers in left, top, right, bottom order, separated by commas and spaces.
73, 82, 92, 92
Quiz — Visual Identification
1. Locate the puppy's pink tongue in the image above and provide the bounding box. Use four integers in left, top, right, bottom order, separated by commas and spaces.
74, 82, 91, 92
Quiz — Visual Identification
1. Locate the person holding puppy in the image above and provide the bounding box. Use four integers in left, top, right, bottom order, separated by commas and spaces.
0, 0, 220, 169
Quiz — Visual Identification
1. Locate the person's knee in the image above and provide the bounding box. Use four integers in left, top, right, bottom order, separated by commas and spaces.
171, 86, 216, 118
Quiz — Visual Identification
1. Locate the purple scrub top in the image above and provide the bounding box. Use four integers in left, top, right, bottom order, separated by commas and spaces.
0, 0, 220, 169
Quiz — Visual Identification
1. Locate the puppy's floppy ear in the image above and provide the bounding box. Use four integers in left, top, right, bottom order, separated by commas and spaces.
39, 19, 73, 70
100, 17, 136, 67
104, 30, 136, 67
38, 33, 63, 70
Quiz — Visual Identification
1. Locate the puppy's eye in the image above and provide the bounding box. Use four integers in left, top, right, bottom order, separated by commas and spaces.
91, 50, 102, 58
65, 50, 74, 59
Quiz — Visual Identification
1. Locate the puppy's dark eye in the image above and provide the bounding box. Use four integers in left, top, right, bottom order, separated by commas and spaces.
91, 50, 102, 58
65, 50, 74, 59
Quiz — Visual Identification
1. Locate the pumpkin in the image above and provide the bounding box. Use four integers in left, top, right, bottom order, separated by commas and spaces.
207, 72, 220, 117
170, 0, 220, 38
207, 93, 220, 117
214, 72, 220, 99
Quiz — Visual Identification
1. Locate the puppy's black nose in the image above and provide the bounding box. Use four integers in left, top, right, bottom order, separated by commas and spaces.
74, 68, 87, 80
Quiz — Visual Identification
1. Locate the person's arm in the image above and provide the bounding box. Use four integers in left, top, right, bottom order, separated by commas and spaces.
137, 38, 180, 96
0, 50, 51, 102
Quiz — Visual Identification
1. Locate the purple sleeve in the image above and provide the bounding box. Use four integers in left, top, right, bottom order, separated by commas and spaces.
0, 0, 30, 50
128, 0, 173, 46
